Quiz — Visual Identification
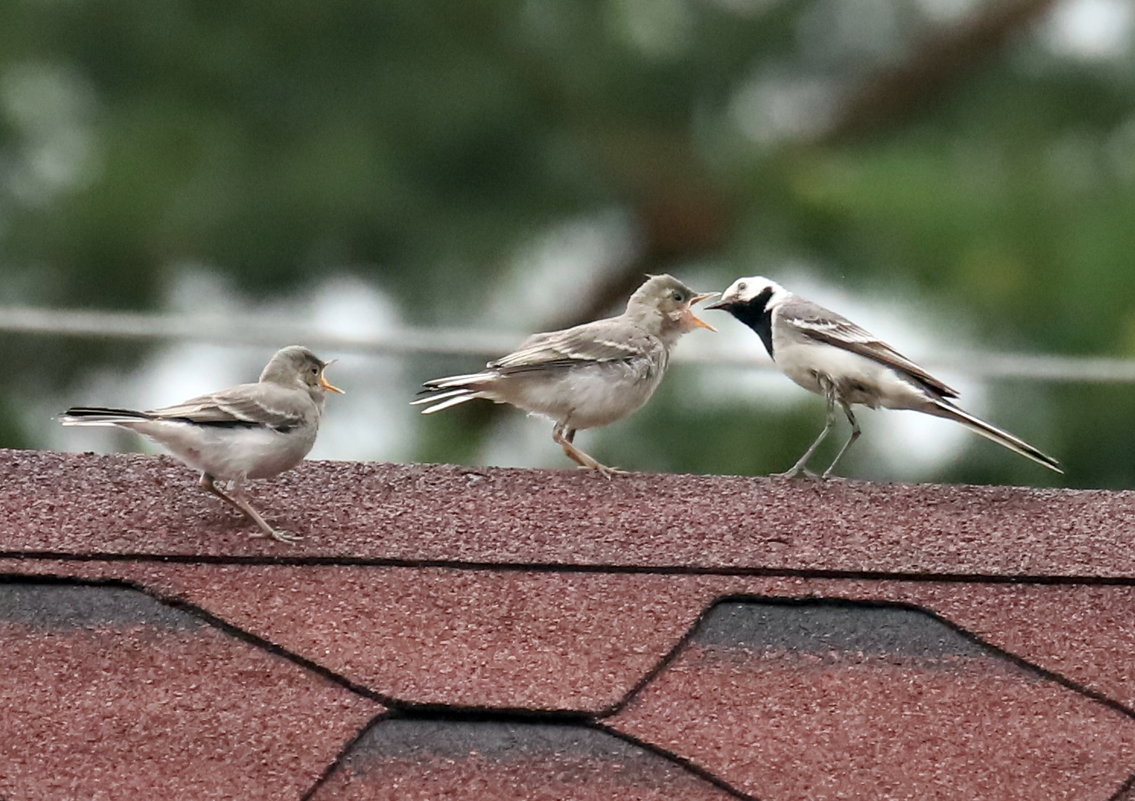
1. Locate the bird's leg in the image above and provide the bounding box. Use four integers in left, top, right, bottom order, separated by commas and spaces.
229, 481, 303, 544
198, 472, 302, 544
822, 400, 860, 479
200, 472, 240, 507
553, 422, 625, 479
775, 378, 837, 479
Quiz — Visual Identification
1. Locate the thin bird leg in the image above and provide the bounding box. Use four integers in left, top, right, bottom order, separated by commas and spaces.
822, 400, 861, 479
198, 473, 302, 544
775, 378, 837, 479
552, 422, 625, 479
200, 472, 241, 509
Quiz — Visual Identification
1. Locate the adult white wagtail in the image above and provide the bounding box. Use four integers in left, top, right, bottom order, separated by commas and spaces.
60, 345, 344, 542
707, 276, 1062, 478
414, 274, 716, 476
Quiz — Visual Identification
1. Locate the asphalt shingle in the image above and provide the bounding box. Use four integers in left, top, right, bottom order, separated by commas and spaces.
1, 448, 1132, 800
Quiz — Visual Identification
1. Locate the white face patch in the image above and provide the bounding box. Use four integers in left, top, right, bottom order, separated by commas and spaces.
721, 275, 785, 305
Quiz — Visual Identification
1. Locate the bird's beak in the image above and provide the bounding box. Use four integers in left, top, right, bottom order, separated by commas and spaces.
686, 291, 718, 332
320, 360, 346, 394
704, 296, 731, 311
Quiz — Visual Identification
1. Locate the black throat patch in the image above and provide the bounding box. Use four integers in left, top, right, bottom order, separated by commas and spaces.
726, 287, 776, 358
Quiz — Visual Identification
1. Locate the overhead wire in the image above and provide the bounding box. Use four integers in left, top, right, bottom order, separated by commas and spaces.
2, 305, 1134, 384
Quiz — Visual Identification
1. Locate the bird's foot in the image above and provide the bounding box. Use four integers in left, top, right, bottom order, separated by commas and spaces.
575, 462, 628, 479
772, 467, 821, 480
249, 528, 304, 544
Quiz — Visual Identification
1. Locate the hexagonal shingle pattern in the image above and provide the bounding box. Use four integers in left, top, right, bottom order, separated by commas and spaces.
2, 449, 1134, 800
0, 582, 381, 800
609, 599, 1135, 800
313, 719, 737, 800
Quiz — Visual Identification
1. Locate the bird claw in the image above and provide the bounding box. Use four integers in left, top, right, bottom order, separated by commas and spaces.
773, 467, 821, 480
597, 465, 628, 479
250, 528, 304, 544
577, 463, 627, 479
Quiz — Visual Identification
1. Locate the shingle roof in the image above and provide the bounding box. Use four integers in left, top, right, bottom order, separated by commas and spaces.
1, 448, 1133, 800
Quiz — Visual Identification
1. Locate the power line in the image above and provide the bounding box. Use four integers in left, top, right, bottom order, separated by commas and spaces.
2, 304, 1133, 384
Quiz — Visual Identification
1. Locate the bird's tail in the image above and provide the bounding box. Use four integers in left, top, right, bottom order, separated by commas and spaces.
59, 407, 153, 426
924, 399, 1062, 474
411, 372, 496, 415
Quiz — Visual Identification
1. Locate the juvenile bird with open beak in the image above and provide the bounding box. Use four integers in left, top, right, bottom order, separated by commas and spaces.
415, 274, 716, 476
60, 345, 343, 543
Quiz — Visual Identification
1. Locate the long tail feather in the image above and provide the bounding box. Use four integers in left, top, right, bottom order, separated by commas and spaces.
421, 371, 495, 391
59, 407, 152, 426
413, 370, 499, 414
410, 388, 469, 406
415, 391, 480, 414
927, 400, 1062, 473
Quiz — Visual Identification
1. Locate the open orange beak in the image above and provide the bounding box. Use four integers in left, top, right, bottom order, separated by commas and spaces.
685, 291, 719, 332
320, 360, 345, 394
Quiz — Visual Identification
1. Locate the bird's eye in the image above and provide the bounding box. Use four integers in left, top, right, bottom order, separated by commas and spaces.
737, 282, 747, 293
671, 290, 683, 302
311, 366, 319, 375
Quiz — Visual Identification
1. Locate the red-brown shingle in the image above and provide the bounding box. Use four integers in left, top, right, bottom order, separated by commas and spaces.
0, 582, 380, 800
2, 448, 1133, 800
608, 599, 1135, 800
312, 719, 737, 801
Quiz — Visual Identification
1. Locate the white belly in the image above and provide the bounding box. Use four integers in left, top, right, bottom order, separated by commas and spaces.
774, 338, 928, 410
127, 420, 316, 480
495, 361, 664, 430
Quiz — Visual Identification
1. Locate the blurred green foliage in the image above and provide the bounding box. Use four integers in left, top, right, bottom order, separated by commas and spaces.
2, 0, 1133, 487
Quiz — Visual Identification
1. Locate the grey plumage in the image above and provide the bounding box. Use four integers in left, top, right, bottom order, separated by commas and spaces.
60, 345, 344, 542
415, 274, 716, 475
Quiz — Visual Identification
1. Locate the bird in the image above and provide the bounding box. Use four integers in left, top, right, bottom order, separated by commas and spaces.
413, 274, 717, 476
706, 276, 1062, 479
60, 345, 344, 542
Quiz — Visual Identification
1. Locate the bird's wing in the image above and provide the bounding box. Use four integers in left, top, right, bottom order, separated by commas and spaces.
779, 299, 959, 398
148, 382, 309, 429
489, 317, 652, 374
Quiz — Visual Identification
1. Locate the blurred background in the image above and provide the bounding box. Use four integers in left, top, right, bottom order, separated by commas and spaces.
1, 0, 1133, 488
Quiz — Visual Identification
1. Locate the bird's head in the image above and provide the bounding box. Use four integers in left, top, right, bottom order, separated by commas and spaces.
627, 274, 717, 340
705, 276, 788, 316
262, 345, 345, 396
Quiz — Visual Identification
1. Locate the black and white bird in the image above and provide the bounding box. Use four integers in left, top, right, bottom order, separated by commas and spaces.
414, 274, 716, 476
707, 276, 1062, 478
60, 345, 344, 542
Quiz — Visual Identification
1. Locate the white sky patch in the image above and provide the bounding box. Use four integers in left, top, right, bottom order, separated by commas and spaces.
295, 275, 413, 462
1042, 0, 1134, 61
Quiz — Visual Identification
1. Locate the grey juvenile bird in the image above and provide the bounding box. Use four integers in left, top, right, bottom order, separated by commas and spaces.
708, 276, 1062, 478
60, 345, 344, 542
414, 274, 716, 475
